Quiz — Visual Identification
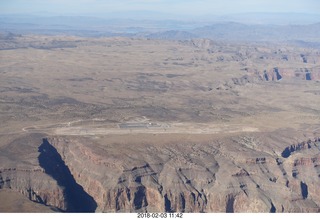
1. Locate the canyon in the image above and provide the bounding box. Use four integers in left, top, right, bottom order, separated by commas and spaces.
0, 35, 320, 212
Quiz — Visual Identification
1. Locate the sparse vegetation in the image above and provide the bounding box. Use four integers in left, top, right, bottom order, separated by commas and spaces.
0, 33, 320, 212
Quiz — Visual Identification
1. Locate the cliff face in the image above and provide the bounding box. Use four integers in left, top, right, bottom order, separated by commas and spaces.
0, 167, 66, 210
0, 134, 67, 211
259, 67, 320, 81
219, 67, 320, 91
1, 132, 320, 213
281, 138, 320, 158
22, 133, 318, 213
38, 139, 97, 212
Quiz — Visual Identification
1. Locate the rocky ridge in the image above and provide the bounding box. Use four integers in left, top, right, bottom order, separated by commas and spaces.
2, 132, 319, 212
0, 166, 66, 210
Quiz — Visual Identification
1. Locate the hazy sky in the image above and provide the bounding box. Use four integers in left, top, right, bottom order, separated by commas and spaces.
1, 0, 320, 16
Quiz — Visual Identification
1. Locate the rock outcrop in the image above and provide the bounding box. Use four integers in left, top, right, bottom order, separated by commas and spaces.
0, 134, 67, 211
2, 130, 320, 213
4, 133, 315, 213
0, 167, 66, 210
281, 137, 320, 158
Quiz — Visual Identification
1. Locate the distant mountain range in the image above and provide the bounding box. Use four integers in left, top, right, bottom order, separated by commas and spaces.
1, 13, 320, 42
192, 22, 320, 42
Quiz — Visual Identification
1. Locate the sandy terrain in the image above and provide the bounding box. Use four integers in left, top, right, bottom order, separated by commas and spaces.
0, 35, 320, 212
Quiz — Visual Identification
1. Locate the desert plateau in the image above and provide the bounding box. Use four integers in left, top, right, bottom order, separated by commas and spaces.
1, 4, 320, 213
